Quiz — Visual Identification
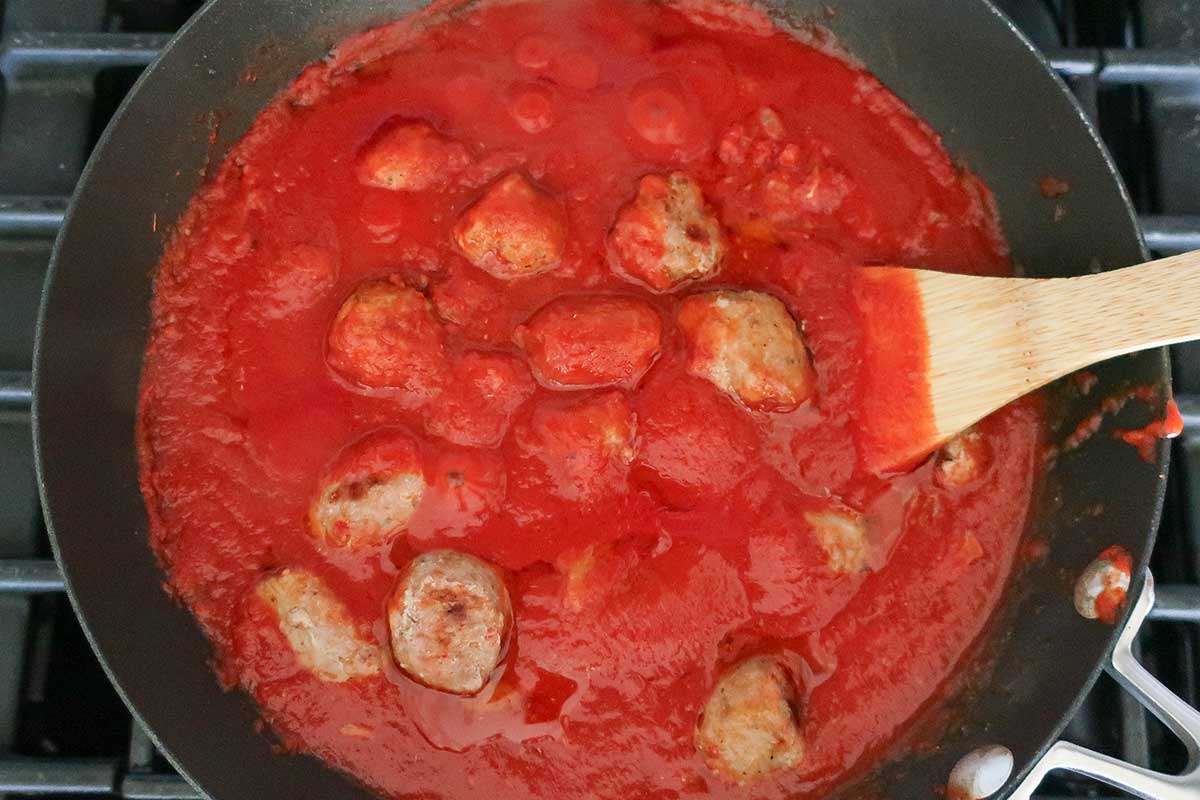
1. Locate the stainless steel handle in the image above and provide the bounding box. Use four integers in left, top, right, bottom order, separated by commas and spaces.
1008, 572, 1200, 799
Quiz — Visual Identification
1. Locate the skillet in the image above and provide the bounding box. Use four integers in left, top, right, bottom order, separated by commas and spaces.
33, 0, 1197, 796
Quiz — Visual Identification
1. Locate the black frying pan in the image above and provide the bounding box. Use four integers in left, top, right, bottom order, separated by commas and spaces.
32, 1, 1171, 798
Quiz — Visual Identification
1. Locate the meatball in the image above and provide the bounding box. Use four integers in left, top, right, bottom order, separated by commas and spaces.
559, 542, 617, 611
695, 657, 805, 783
429, 268, 508, 343
677, 290, 815, 411
934, 430, 991, 488
608, 172, 725, 291
453, 173, 567, 279
258, 242, 339, 318
556, 538, 646, 612
424, 351, 535, 447
513, 295, 662, 388
714, 109, 853, 241
409, 447, 507, 538
309, 429, 426, 549
803, 507, 868, 574
326, 278, 447, 394
509, 86, 556, 134
515, 391, 637, 503
256, 569, 380, 682
627, 82, 692, 147
632, 370, 760, 508
387, 550, 513, 695
356, 119, 471, 192
623, 75, 709, 159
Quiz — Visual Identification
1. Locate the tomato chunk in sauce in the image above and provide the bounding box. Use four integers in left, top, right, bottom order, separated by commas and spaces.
137, 0, 1041, 797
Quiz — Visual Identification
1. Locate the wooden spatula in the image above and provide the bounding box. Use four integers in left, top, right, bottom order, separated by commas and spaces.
853, 249, 1200, 474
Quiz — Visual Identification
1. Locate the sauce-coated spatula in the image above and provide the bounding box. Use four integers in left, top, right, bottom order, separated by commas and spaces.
854, 248, 1200, 472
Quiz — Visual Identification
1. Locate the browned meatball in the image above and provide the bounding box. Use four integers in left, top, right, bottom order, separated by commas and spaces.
934, 429, 991, 488
677, 290, 815, 411
258, 243, 340, 318
608, 172, 725, 291
387, 550, 513, 695
309, 429, 426, 549
423, 351, 535, 447
695, 657, 805, 783
453, 173, 567, 279
356, 119, 471, 191
514, 391, 637, 504
256, 569, 380, 682
513, 295, 662, 388
803, 506, 868, 574
326, 278, 447, 394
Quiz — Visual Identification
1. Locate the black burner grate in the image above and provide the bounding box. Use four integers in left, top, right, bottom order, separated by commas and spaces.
0, 0, 1197, 797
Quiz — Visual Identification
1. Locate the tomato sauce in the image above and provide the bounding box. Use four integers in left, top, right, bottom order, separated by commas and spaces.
1116, 397, 1183, 463
1048, 385, 1159, 462
137, 0, 1042, 796
850, 267, 935, 474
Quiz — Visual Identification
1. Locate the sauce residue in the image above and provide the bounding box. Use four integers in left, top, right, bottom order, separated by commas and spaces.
1048, 387, 1177, 465
136, 0, 1042, 797
1038, 176, 1070, 199
1072, 370, 1098, 395
1115, 397, 1183, 463
1093, 545, 1132, 626
1050, 385, 1158, 460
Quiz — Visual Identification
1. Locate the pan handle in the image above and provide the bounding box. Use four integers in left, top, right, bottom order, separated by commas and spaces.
1007, 572, 1200, 800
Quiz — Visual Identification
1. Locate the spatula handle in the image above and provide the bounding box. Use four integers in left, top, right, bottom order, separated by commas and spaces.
1025, 249, 1200, 381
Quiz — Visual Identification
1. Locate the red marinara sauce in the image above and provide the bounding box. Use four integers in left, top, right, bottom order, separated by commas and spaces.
137, 0, 1042, 797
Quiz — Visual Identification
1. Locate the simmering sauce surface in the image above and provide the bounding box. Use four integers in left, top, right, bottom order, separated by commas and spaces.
137, 0, 1041, 796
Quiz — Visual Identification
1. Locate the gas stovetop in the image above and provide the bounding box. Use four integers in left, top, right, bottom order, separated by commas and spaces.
0, 1, 1197, 797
